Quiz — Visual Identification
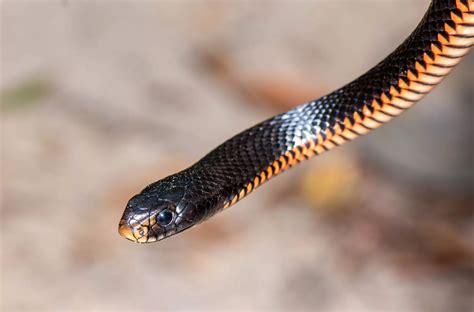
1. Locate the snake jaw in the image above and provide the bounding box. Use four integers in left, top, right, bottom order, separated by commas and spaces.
118, 214, 152, 243
118, 223, 152, 243
118, 220, 137, 242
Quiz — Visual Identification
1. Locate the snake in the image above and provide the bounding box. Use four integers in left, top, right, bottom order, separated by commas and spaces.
118, 0, 473, 243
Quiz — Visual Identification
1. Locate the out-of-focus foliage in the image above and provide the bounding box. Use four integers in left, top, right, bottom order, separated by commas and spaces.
1, 77, 52, 112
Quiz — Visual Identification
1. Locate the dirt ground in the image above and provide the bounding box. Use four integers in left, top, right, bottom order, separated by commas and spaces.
1, 1, 473, 311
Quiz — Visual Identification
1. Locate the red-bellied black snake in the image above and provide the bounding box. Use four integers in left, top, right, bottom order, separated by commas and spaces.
119, 0, 473, 243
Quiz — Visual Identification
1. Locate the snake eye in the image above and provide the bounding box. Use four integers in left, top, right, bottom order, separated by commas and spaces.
157, 209, 173, 226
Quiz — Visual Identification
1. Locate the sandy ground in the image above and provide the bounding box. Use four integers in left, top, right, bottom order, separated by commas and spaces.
1, 1, 473, 311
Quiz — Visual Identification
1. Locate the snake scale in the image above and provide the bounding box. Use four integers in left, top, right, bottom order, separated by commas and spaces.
119, 0, 473, 243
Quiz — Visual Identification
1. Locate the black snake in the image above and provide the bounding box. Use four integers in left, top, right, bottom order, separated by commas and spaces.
119, 0, 473, 243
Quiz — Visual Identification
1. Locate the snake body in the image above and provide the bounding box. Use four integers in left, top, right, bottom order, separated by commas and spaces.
119, 0, 473, 243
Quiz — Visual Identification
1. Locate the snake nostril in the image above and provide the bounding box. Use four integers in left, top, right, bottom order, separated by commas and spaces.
132, 226, 149, 239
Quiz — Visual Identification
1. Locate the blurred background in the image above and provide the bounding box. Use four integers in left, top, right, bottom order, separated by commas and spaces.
1, 0, 473, 311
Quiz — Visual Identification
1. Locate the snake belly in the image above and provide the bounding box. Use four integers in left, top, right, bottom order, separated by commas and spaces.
119, 0, 473, 243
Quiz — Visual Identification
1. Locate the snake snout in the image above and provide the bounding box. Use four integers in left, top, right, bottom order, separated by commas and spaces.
118, 219, 150, 243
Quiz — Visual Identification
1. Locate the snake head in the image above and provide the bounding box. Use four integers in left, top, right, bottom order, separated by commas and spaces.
118, 173, 196, 243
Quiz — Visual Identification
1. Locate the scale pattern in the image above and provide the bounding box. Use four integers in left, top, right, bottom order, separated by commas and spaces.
119, 0, 473, 243
195, 0, 474, 215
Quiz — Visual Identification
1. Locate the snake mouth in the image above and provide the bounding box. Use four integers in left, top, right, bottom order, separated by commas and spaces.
118, 219, 150, 243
